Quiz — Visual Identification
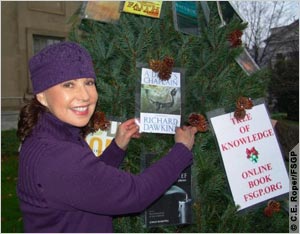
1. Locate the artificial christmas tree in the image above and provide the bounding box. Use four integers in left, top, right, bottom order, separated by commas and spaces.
69, 1, 288, 232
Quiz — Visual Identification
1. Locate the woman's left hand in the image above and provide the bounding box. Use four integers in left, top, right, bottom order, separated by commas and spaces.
115, 118, 141, 150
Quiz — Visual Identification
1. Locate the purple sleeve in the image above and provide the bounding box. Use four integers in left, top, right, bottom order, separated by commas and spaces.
37, 142, 193, 215
98, 139, 126, 167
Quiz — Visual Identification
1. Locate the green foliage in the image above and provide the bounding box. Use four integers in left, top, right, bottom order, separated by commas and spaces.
1, 130, 20, 157
1, 130, 23, 233
68, 2, 286, 233
270, 55, 299, 121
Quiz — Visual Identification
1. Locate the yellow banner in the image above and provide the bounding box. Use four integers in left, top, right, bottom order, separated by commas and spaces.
123, 1, 162, 18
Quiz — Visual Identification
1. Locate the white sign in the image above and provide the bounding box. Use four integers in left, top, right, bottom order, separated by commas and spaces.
210, 103, 289, 210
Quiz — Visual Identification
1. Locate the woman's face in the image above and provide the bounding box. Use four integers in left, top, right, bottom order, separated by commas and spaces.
37, 78, 98, 127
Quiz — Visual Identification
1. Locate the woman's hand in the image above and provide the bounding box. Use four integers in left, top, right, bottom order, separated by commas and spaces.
175, 126, 198, 151
115, 119, 141, 150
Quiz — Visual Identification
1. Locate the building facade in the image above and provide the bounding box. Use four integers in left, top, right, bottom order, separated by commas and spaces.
259, 20, 299, 68
267, 20, 299, 67
1, 1, 82, 110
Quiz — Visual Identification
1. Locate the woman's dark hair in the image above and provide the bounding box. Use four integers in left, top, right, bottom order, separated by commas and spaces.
17, 97, 47, 142
17, 97, 96, 142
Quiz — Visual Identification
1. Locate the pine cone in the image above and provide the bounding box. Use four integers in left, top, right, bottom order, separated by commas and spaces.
158, 63, 172, 81
267, 200, 280, 212
158, 70, 172, 80
92, 111, 111, 131
234, 108, 246, 120
163, 56, 174, 68
188, 113, 208, 132
236, 96, 253, 110
149, 56, 174, 81
264, 200, 280, 217
149, 59, 162, 72
264, 206, 273, 217
228, 30, 243, 48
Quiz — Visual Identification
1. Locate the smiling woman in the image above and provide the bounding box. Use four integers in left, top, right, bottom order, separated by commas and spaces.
15, 41, 198, 233
17, 42, 98, 140
36, 78, 98, 127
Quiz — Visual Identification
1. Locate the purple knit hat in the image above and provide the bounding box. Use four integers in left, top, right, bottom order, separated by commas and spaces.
29, 41, 96, 94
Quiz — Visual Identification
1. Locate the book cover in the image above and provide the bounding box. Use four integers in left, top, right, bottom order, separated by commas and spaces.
172, 1, 200, 36
122, 1, 162, 18
142, 153, 193, 227
85, 120, 121, 157
81, 1, 121, 23
138, 67, 182, 134
217, 1, 245, 27
235, 48, 260, 76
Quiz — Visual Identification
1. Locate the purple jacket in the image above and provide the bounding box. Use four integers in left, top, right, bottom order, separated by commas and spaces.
17, 112, 193, 232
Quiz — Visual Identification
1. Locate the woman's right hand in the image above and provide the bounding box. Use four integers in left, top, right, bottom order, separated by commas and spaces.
115, 118, 141, 151
174, 126, 198, 151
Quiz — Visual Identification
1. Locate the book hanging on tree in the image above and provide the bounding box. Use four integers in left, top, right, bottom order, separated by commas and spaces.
122, 1, 163, 19
80, 1, 122, 24
217, 1, 245, 27
141, 152, 193, 227
206, 99, 289, 211
172, 1, 201, 36
235, 48, 260, 76
85, 117, 122, 157
199, 1, 210, 25
135, 62, 185, 135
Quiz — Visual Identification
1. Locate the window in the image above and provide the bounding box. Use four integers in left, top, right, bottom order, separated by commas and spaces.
32, 35, 64, 55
